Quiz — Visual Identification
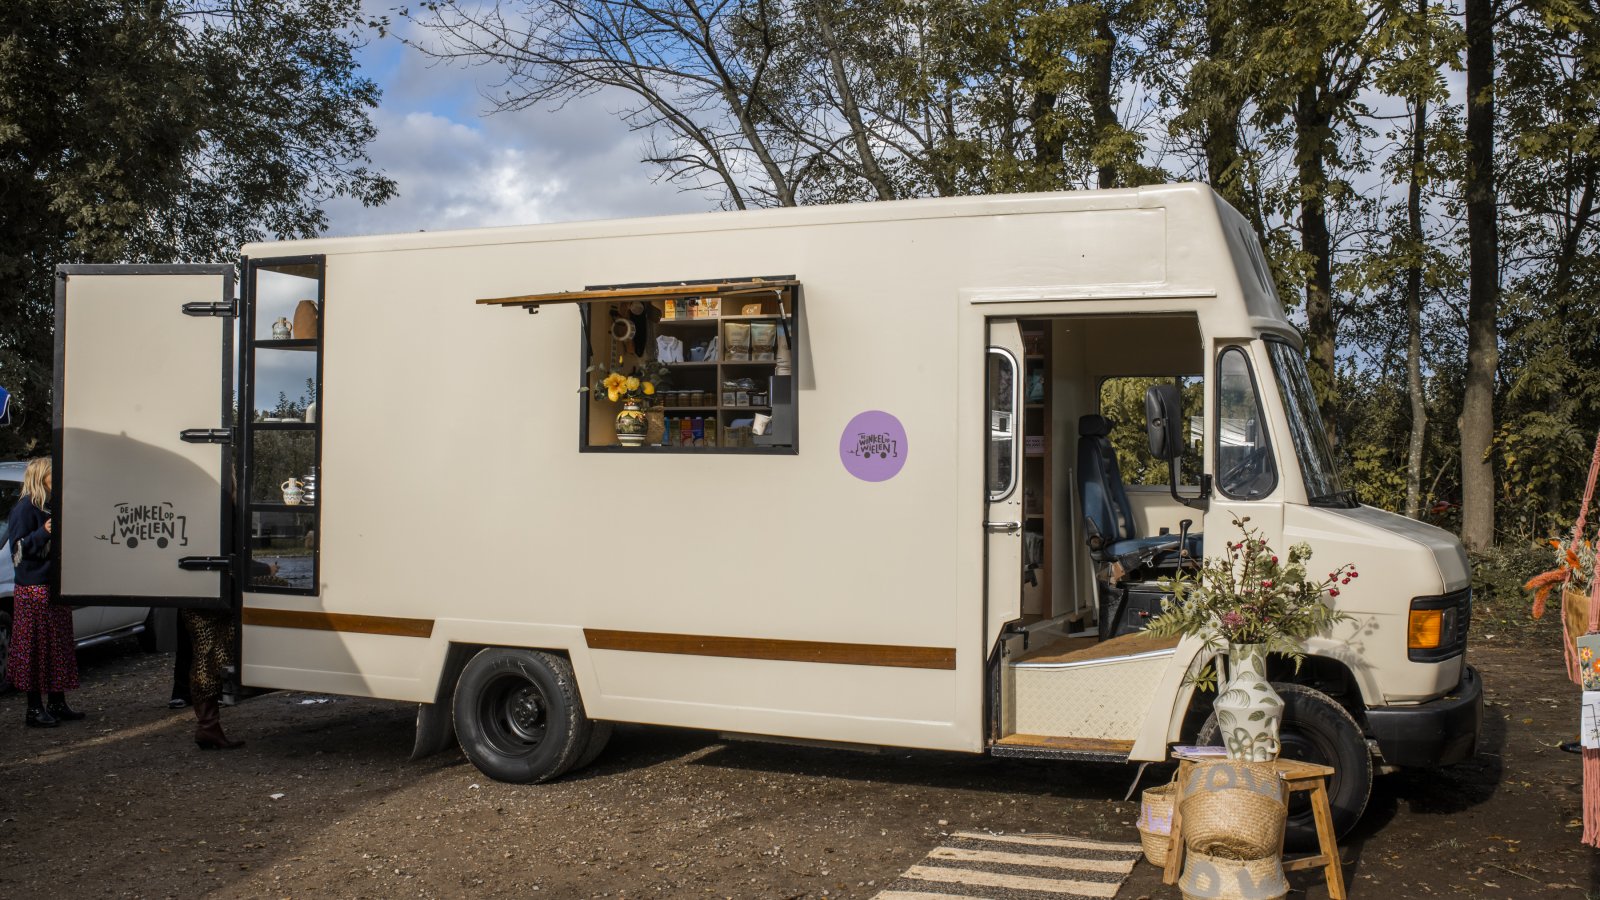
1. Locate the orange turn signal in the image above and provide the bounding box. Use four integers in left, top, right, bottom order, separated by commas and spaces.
1408, 609, 1444, 649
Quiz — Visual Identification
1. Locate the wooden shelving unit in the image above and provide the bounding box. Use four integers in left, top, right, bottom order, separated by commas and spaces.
1020, 325, 1051, 618
590, 295, 793, 450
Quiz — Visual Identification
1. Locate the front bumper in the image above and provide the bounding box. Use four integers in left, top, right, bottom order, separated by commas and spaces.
1365, 664, 1483, 768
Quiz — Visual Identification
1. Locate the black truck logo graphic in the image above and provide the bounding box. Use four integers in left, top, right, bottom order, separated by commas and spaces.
95, 502, 188, 550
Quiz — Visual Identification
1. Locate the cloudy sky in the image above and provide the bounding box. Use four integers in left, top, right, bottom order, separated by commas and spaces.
318, 17, 713, 238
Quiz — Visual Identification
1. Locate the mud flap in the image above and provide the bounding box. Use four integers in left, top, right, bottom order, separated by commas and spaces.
411, 699, 457, 761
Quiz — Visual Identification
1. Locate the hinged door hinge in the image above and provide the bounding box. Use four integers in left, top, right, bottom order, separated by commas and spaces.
180, 428, 234, 444
182, 300, 237, 318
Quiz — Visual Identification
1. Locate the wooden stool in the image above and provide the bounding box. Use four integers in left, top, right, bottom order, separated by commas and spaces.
1161, 757, 1347, 900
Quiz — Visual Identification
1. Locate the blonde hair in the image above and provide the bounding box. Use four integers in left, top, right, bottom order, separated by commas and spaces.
23, 457, 50, 511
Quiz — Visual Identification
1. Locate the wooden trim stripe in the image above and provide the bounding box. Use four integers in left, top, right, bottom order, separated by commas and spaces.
584, 629, 955, 670
242, 607, 434, 639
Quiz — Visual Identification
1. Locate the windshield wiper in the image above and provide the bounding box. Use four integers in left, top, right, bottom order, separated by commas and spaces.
1309, 488, 1359, 508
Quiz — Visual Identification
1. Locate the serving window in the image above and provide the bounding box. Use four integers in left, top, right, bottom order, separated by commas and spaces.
479, 278, 800, 454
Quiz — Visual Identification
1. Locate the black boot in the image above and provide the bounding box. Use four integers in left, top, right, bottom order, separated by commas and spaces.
25, 692, 58, 728
192, 698, 244, 750
47, 692, 86, 722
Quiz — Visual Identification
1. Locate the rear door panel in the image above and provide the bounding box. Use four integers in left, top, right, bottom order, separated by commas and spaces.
55, 266, 235, 610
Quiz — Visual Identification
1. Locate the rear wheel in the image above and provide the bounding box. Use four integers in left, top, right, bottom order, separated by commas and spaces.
1197, 682, 1371, 851
452, 648, 592, 784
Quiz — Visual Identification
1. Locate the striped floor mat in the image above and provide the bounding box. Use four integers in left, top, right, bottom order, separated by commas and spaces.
874, 831, 1144, 899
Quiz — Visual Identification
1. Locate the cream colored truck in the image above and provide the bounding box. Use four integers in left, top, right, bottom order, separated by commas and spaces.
52, 183, 1479, 848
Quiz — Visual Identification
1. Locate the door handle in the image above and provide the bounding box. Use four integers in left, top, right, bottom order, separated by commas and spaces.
984, 521, 1022, 533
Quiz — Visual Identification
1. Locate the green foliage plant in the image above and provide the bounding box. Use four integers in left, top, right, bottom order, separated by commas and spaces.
1147, 515, 1356, 689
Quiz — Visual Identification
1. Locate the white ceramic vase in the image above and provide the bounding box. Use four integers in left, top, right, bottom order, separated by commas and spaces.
1214, 643, 1284, 762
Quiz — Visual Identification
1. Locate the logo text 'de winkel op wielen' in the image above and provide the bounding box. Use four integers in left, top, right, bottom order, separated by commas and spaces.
95, 502, 189, 550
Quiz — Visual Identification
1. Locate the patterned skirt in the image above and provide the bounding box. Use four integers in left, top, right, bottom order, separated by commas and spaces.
5, 585, 79, 693
181, 609, 237, 701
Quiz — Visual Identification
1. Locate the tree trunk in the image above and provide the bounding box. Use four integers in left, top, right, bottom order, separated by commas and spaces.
1296, 79, 1338, 451
1461, 0, 1498, 550
1405, 0, 1429, 520
1088, 8, 1118, 189
1201, 1, 1265, 240
815, 8, 895, 201
1029, 87, 1063, 171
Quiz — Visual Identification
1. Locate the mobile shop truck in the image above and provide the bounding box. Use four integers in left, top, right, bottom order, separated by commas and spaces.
53, 182, 1480, 847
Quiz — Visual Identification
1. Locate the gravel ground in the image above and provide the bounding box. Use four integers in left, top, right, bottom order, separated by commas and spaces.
0, 631, 1592, 899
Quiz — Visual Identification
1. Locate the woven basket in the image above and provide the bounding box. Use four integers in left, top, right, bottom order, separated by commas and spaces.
1179, 760, 1286, 860
1179, 848, 1287, 900
1137, 782, 1175, 866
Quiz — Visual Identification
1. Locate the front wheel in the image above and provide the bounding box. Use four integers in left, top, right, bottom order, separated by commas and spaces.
1197, 682, 1372, 851
452, 648, 593, 784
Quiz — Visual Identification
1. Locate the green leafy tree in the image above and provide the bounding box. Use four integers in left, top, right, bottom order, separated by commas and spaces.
0, 0, 394, 457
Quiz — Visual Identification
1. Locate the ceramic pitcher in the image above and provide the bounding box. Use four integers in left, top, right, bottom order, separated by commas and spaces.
281, 478, 305, 506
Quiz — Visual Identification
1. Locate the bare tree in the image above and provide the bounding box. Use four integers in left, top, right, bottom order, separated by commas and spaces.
401, 0, 808, 208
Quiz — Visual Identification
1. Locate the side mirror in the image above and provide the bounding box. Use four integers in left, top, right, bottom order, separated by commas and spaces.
1144, 384, 1183, 461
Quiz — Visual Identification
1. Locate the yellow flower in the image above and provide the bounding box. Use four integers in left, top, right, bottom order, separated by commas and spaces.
607, 389, 619, 403
603, 373, 626, 393
642, 382, 655, 395
625, 376, 640, 392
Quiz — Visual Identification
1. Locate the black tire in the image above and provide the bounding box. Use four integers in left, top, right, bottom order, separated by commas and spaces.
452, 648, 593, 784
574, 720, 614, 772
1196, 682, 1372, 851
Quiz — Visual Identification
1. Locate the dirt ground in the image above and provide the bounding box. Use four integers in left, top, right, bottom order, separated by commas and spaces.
0, 625, 1595, 899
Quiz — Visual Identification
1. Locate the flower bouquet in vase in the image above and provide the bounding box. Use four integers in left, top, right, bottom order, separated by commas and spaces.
584, 368, 658, 447
1147, 515, 1356, 761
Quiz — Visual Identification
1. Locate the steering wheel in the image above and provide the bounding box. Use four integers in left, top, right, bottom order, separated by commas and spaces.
1220, 446, 1273, 496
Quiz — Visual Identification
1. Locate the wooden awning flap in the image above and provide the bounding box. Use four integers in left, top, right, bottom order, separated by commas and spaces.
477, 278, 800, 309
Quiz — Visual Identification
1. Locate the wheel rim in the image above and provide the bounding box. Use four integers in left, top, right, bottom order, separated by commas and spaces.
478, 671, 549, 758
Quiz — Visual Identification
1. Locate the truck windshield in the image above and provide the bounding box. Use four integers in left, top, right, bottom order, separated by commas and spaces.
1265, 339, 1352, 507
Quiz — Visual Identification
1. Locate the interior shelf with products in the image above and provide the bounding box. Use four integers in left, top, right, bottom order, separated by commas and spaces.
576, 281, 799, 453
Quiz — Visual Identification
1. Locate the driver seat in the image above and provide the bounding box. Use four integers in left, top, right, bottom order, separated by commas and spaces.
1077, 414, 1201, 572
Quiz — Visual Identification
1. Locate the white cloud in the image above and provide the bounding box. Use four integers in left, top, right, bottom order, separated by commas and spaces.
321, 23, 713, 238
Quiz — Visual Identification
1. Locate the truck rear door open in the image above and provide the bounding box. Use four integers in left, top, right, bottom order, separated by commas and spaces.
54, 265, 235, 611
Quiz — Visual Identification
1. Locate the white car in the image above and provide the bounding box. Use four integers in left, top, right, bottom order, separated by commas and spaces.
0, 460, 158, 687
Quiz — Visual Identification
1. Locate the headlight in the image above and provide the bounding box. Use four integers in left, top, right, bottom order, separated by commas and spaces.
1409, 589, 1470, 662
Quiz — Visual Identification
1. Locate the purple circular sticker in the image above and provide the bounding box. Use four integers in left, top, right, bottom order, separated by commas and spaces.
840, 411, 908, 482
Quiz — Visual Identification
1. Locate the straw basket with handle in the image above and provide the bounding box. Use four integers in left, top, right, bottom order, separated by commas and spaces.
1178, 760, 1287, 860
1138, 778, 1176, 866
1179, 848, 1289, 900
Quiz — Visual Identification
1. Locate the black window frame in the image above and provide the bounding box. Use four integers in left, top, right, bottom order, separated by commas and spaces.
576, 287, 802, 456
240, 254, 325, 595
1213, 344, 1279, 501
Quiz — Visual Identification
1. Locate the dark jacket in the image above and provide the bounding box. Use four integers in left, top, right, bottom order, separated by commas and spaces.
7, 494, 52, 586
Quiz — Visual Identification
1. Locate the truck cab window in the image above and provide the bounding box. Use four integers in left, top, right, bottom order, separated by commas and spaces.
1216, 347, 1277, 500
1265, 338, 1350, 505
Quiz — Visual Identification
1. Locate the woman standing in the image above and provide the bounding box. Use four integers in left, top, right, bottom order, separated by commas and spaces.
6, 457, 84, 727
182, 608, 243, 749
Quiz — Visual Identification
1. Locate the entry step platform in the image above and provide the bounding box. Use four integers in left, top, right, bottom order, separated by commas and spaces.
996, 631, 1179, 757
874, 830, 1142, 899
